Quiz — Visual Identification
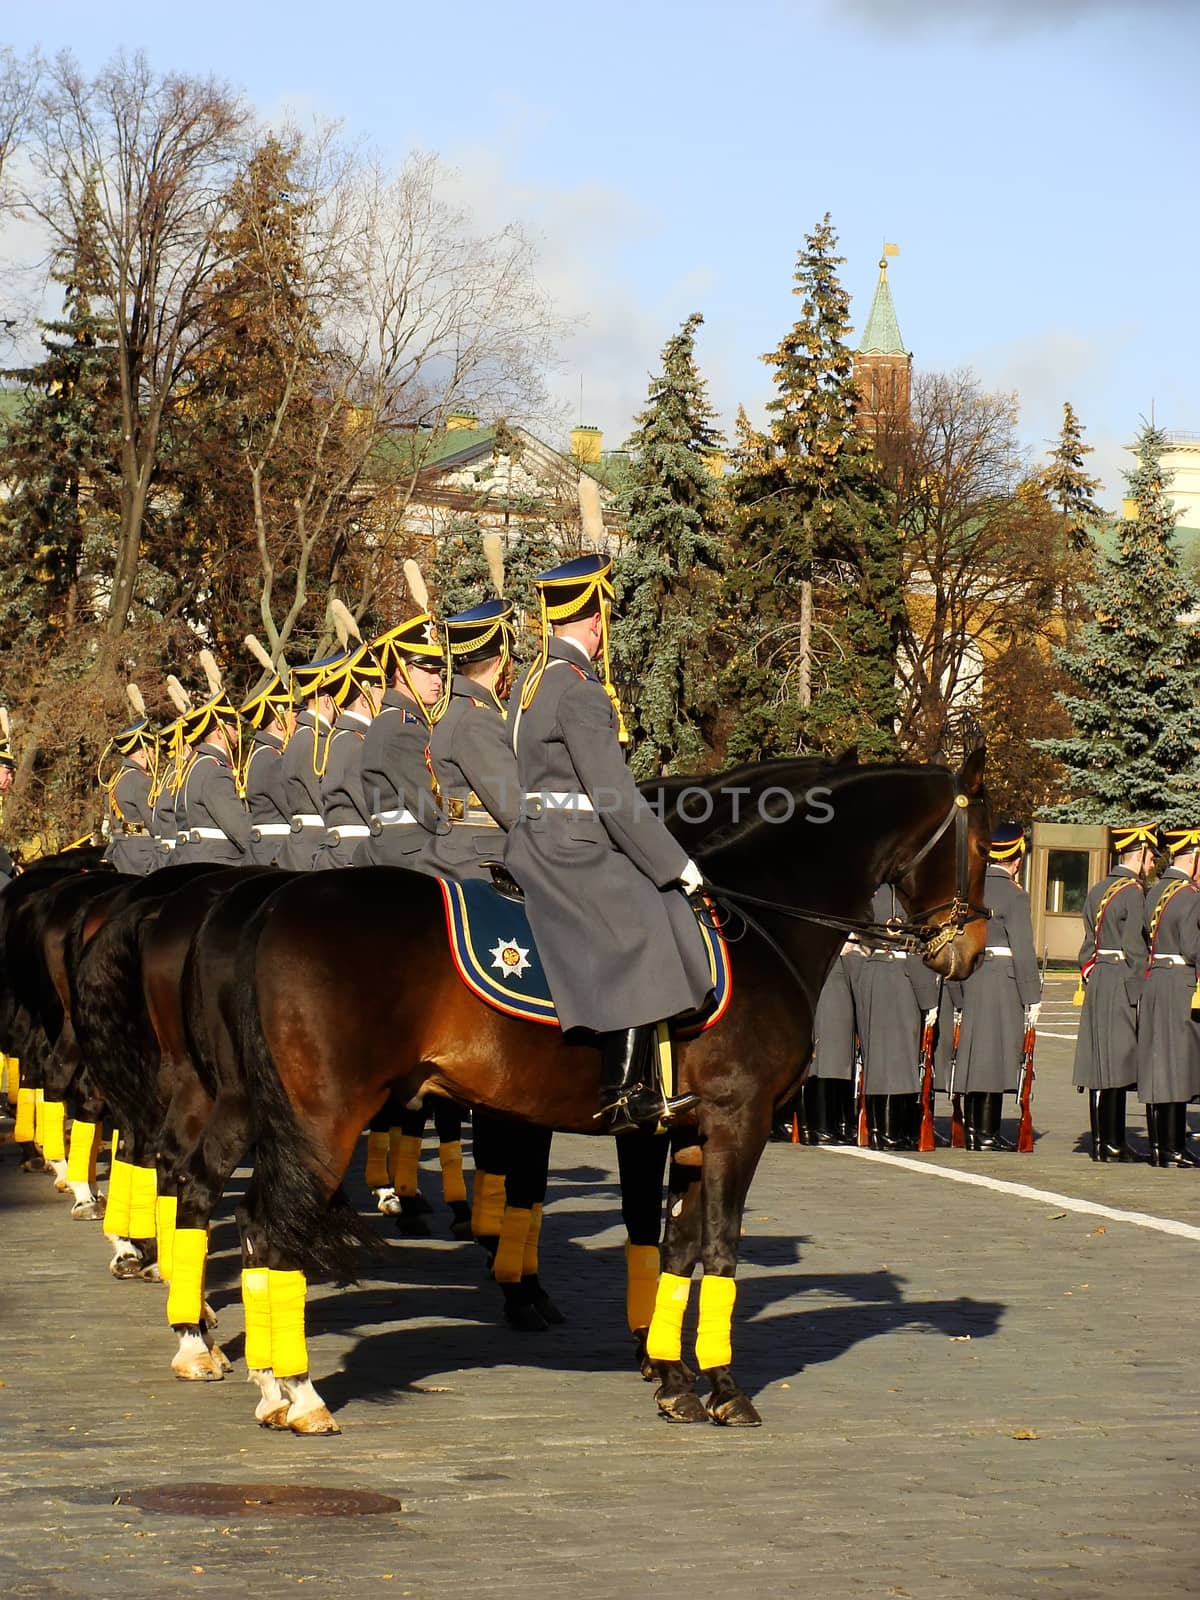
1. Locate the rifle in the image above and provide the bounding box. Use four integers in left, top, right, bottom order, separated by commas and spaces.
949, 1010, 965, 1149
855, 1032, 868, 1147
917, 1015, 936, 1153
1016, 946, 1047, 1154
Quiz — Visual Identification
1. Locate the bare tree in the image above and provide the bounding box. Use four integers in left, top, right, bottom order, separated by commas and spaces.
20, 51, 248, 640
0, 47, 39, 205
887, 369, 1069, 759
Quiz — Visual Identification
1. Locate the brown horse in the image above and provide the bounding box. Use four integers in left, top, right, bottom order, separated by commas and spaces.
229, 753, 989, 1431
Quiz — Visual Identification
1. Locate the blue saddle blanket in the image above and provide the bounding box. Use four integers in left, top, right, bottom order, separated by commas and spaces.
438, 878, 731, 1035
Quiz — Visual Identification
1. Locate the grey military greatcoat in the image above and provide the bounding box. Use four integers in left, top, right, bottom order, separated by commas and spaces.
946, 865, 1040, 1094
504, 637, 712, 1035
243, 730, 289, 866
106, 761, 160, 876
277, 711, 332, 872
1072, 867, 1146, 1091
313, 711, 373, 871
808, 945, 861, 1082
855, 887, 940, 1094
172, 743, 251, 866
1136, 868, 1200, 1104
421, 676, 519, 883
150, 778, 179, 868
354, 688, 444, 868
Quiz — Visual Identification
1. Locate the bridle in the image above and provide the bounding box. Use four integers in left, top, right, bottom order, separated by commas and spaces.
700, 777, 990, 983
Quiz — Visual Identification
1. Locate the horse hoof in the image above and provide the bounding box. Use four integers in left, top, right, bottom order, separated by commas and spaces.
448, 1203, 474, 1240
707, 1391, 763, 1427
287, 1404, 340, 1436
139, 1262, 163, 1283
528, 1291, 565, 1326
655, 1387, 709, 1424
172, 1352, 224, 1382
53, 1176, 70, 1192
393, 1213, 430, 1237
503, 1299, 549, 1333
21, 1156, 48, 1173
70, 1199, 103, 1221
375, 1191, 403, 1216
207, 1341, 234, 1374
110, 1255, 144, 1280
256, 1404, 291, 1430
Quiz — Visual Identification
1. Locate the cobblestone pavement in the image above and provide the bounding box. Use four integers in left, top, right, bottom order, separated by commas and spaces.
2, 978, 1198, 1600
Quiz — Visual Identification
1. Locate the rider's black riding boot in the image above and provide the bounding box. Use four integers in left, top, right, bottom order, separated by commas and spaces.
803, 1076, 834, 1145
865, 1094, 886, 1150
977, 1092, 1013, 1151
598, 1026, 700, 1135
1097, 1088, 1137, 1162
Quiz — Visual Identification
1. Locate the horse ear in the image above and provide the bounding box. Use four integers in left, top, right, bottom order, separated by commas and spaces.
960, 745, 987, 798
835, 745, 859, 766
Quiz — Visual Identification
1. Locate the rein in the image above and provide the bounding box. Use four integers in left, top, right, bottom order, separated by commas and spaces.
701, 779, 989, 971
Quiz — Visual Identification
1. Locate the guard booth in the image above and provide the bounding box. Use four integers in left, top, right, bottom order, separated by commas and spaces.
1028, 822, 1110, 966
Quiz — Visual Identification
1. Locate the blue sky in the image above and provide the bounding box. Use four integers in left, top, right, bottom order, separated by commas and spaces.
7, 0, 1198, 496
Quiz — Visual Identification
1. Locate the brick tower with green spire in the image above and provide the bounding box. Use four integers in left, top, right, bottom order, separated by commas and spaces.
853, 246, 911, 435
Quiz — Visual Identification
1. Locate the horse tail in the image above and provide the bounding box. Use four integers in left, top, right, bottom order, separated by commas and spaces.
234, 898, 374, 1281
71, 900, 158, 1139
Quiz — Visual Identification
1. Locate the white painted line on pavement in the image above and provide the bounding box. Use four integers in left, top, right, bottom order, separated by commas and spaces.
821, 1145, 1200, 1242
1036, 1031, 1078, 1040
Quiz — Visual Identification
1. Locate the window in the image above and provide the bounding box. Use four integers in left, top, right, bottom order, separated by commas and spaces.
1046, 848, 1089, 914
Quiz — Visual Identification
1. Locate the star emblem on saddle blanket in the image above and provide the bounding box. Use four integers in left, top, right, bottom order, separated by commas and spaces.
489, 937, 532, 981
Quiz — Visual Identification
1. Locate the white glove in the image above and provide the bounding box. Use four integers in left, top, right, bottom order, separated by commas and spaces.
679, 858, 705, 896
924, 1009, 939, 1026
1026, 1002, 1042, 1026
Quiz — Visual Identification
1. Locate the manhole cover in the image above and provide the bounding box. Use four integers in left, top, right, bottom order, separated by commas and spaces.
120, 1483, 403, 1518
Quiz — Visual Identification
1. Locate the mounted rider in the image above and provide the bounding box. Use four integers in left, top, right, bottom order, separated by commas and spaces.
238, 637, 295, 867
312, 642, 386, 870
172, 662, 251, 867
421, 596, 520, 882
276, 656, 340, 872
102, 688, 160, 877
504, 552, 710, 1134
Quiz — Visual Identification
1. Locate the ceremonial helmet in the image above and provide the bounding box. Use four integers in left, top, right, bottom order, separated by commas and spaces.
1109, 823, 1158, 855
239, 635, 293, 732
445, 597, 516, 665
1158, 825, 1200, 857
989, 819, 1027, 862
179, 652, 237, 746
520, 553, 624, 737
319, 640, 387, 711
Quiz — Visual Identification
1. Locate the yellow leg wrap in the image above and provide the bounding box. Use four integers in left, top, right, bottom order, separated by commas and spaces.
127, 1165, 159, 1240
521, 1203, 543, 1278
388, 1130, 423, 1197
364, 1129, 391, 1189
241, 1268, 272, 1370
155, 1195, 178, 1283
4, 1055, 19, 1106
472, 1170, 506, 1239
645, 1271, 693, 1363
40, 1100, 67, 1163
66, 1119, 98, 1184
492, 1205, 533, 1284
438, 1140, 468, 1206
166, 1228, 208, 1326
625, 1241, 661, 1334
13, 1086, 35, 1143
268, 1269, 309, 1378
694, 1273, 737, 1372
33, 1086, 45, 1147
102, 1158, 135, 1237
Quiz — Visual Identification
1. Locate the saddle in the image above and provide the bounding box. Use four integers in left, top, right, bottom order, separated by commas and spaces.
439, 876, 731, 1036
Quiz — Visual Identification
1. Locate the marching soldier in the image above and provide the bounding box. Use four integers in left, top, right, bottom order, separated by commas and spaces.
354, 610, 447, 868
102, 691, 160, 877
172, 667, 251, 866
945, 821, 1041, 1151
238, 641, 295, 867
276, 659, 339, 872
312, 645, 385, 870
421, 597, 520, 881
1072, 824, 1153, 1162
1136, 826, 1200, 1168
855, 885, 939, 1150
504, 553, 709, 1133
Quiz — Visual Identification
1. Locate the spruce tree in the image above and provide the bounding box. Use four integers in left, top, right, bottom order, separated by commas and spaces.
1042, 401, 1103, 551
0, 177, 121, 650
609, 313, 725, 779
1037, 422, 1200, 819
724, 216, 902, 761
